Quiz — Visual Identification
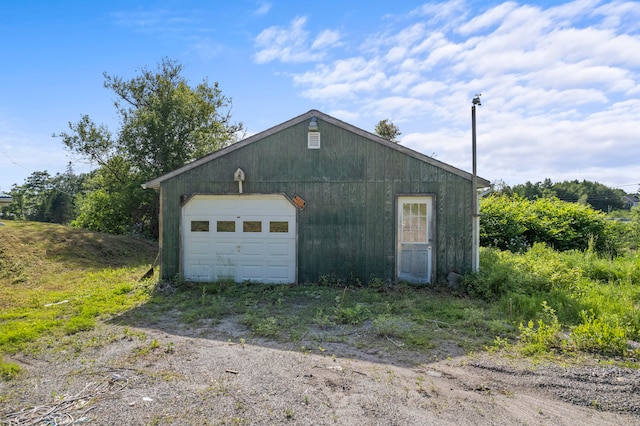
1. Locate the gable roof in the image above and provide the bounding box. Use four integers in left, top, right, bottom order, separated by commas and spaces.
143, 109, 490, 190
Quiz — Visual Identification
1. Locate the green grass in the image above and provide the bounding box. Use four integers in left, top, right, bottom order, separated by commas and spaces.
466, 244, 640, 359
119, 280, 505, 354
2, 220, 639, 384
0, 221, 157, 376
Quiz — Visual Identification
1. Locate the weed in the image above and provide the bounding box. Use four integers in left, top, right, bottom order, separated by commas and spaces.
373, 314, 412, 339
334, 304, 370, 325
284, 407, 294, 419
0, 357, 21, 380
113, 283, 134, 295
368, 277, 387, 292
489, 336, 510, 352
320, 275, 340, 287
571, 311, 628, 357
245, 315, 280, 339
518, 302, 562, 355
313, 308, 334, 327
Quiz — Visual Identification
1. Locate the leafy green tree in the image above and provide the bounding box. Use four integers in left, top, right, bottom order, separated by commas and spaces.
374, 119, 401, 142
70, 156, 155, 236
5, 164, 84, 224
512, 179, 556, 200
55, 58, 243, 236
552, 180, 625, 212
104, 58, 244, 177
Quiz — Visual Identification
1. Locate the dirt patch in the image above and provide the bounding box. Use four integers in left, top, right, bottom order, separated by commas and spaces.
3, 317, 640, 425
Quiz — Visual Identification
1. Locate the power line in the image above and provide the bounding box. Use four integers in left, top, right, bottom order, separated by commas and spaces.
0, 148, 28, 170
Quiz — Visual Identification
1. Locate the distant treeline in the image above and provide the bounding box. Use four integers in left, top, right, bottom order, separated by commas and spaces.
495, 178, 633, 213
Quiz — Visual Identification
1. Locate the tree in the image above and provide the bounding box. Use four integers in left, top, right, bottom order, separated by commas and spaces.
54, 58, 244, 236
374, 119, 401, 142
6, 164, 84, 224
104, 58, 244, 178
512, 179, 626, 213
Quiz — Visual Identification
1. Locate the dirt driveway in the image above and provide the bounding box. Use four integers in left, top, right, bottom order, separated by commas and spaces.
3, 316, 640, 425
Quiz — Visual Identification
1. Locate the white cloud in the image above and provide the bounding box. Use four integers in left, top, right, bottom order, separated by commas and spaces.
311, 30, 341, 49
458, 2, 518, 34
111, 9, 193, 33
255, 0, 640, 186
189, 38, 225, 60
253, 17, 340, 64
293, 58, 386, 99
253, 2, 271, 16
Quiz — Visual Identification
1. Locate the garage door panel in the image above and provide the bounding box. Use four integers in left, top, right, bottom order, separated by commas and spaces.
240, 265, 265, 280
241, 242, 264, 255
267, 241, 292, 256
188, 241, 210, 256
214, 264, 235, 280
186, 265, 212, 281
212, 241, 237, 254
182, 195, 296, 284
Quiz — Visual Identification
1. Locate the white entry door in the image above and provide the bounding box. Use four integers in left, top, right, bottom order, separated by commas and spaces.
182, 194, 296, 284
397, 196, 434, 283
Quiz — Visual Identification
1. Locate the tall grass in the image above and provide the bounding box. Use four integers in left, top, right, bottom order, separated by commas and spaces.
464, 243, 640, 357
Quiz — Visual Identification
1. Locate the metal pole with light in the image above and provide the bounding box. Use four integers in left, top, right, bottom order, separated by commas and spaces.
471, 94, 481, 272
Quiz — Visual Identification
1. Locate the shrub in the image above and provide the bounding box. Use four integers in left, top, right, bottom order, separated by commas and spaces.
462, 246, 551, 301
571, 311, 628, 357
480, 194, 611, 254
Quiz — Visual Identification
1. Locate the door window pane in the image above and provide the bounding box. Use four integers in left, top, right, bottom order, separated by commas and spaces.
402, 202, 427, 243
217, 221, 235, 232
243, 221, 262, 232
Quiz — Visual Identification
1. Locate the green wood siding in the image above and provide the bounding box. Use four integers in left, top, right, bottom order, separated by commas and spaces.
158, 118, 474, 284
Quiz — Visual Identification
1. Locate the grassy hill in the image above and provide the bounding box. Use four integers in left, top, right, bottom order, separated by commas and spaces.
0, 221, 157, 378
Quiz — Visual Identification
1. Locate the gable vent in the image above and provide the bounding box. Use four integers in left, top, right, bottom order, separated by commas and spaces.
308, 132, 321, 149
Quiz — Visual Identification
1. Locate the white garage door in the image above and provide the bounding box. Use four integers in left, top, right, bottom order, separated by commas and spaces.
182, 194, 297, 284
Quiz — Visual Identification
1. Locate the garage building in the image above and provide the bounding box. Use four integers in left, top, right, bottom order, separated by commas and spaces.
143, 110, 490, 285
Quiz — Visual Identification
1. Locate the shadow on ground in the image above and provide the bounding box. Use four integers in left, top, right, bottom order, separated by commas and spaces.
108, 282, 469, 369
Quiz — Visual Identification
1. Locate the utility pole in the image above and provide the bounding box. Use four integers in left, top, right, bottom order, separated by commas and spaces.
471, 94, 481, 272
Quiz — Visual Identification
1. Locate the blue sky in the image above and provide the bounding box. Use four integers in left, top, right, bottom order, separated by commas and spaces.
1, 0, 639, 192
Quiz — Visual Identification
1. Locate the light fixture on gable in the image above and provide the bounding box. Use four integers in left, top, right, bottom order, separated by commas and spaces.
308, 116, 318, 131
308, 116, 320, 149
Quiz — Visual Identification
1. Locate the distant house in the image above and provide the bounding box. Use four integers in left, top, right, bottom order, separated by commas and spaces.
622, 195, 639, 209
0, 193, 12, 208
143, 110, 490, 285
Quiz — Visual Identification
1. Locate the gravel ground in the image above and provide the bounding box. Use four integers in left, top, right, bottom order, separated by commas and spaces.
2, 317, 640, 425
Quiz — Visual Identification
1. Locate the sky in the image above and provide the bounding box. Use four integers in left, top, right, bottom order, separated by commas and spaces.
1, 0, 639, 193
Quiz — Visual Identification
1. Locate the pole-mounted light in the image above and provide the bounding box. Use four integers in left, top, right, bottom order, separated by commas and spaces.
471, 94, 481, 272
